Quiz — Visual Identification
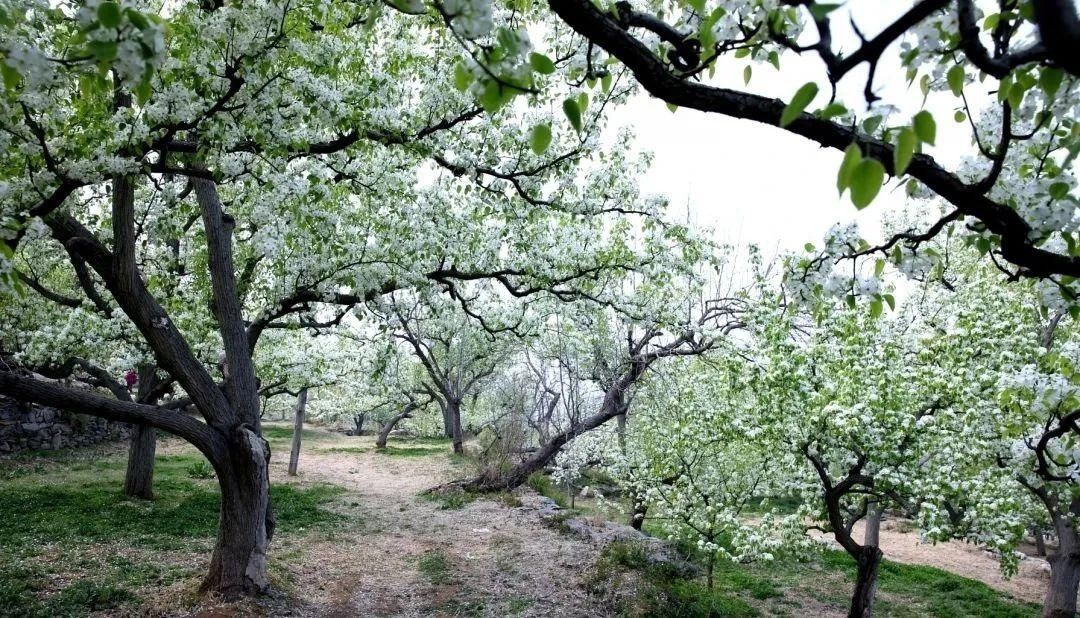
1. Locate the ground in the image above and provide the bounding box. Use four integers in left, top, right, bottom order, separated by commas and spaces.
0, 423, 1049, 616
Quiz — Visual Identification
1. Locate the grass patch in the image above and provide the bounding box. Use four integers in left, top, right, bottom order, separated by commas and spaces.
526, 472, 569, 508
421, 487, 477, 510
0, 448, 348, 617
588, 540, 757, 617
319, 446, 367, 454
376, 445, 445, 457
417, 549, 453, 585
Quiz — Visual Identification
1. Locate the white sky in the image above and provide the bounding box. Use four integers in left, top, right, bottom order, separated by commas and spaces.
603, 3, 1004, 263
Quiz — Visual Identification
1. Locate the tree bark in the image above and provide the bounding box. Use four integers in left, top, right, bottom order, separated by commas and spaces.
376, 404, 415, 449
864, 502, 882, 548
448, 399, 464, 455
630, 499, 648, 531
287, 388, 307, 476
1043, 519, 1080, 618
124, 365, 159, 499
123, 423, 156, 499
848, 545, 883, 618
200, 427, 272, 598
353, 412, 365, 435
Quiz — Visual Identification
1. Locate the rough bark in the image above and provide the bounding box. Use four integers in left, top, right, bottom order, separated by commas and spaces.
1044, 518, 1080, 618
287, 388, 307, 476
630, 499, 648, 531
200, 427, 272, 599
448, 399, 464, 455
849, 546, 884, 618
123, 365, 159, 499
863, 503, 883, 548
123, 423, 156, 499
376, 403, 415, 449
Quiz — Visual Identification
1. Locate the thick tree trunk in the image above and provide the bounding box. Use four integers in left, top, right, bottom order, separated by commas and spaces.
848, 546, 883, 618
1043, 520, 1080, 618
353, 412, 365, 435
376, 405, 414, 449
440, 400, 453, 439
1035, 530, 1047, 557
124, 365, 159, 499
123, 423, 156, 499
287, 388, 307, 476
448, 399, 464, 455
201, 427, 272, 599
864, 502, 882, 547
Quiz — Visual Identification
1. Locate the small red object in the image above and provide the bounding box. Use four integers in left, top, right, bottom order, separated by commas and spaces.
124, 370, 138, 389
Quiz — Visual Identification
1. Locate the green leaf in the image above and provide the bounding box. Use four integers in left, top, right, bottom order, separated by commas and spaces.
869, 298, 883, 318
819, 102, 847, 120
767, 50, 780, 70
975, 236, 992, 255
686, 0, 706, 13
529, 52, 556, 75
87, 40, 118, 61
1, 63, 19, 91
947, 65, 964, 96
780, 82, 818, 127
454, 63, 473, 92
1049, 182, 1070, 200
894, 127, 917, 175
743, 65, 752, 85
861, 115, 883, 135
808, 3, 841, 20
837, 142, 862, 196
600, 73, 612, 93
954, 110, 966, 123
874, 259, 886, 277
845, 294, 856, 309
883, 294, 896, 311
1040, 67, 1065, 98
912, 110, 936, 145
666, 102, 678, 113
530, 124, 552, 154
804, 243, 816, 252
849, 158, 885, 209
97, 1, 121, 28
563, 98, 583, 132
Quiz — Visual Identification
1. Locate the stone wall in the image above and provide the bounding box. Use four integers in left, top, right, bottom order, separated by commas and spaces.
0, 396, 130, 454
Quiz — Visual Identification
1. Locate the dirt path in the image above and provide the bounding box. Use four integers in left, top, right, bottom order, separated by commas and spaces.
265, 431, 613, 617
257, 426, 1047, 615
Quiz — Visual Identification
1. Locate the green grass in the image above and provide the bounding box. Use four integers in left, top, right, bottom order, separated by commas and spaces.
0, 449, 348, 617
417, 549, 453, 585
376, 445, 446, 457
526, 472, 570, 508
260, 425, 323, 442
587, 540, 757, 617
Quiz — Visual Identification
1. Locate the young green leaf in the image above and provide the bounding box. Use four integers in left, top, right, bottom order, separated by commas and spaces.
454, 63, 473, 92
837, 142, 862, 196
529, 53, 556, 75
743, 65, 752, 85
1040, 67, 1064, 98
869, 298, 883, 318
912, 110, 936, 145
563, 98, 583, 132
780, 82, 818, 127
893, 127, 917, 175
849, 158, 885, 209
97, 1, 121, 28
530, 124, 552, 154
947, 64, 965, 96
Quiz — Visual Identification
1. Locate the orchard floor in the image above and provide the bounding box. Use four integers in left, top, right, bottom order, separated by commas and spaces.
0, 422, 1048, 617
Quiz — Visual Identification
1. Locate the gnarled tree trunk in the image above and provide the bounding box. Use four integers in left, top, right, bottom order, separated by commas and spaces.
448, 399, 464, 454
863, 502, 882, 547
848, 545, 883, 618
123, 365, 159, 499
123, 423, 156, 499
201, 427, 273, 598
1044, 518, 1080, 618
287, 388, 307, 476
376, 403, 415, 449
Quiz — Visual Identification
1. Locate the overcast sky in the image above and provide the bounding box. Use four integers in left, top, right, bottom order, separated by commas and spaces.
602, 3, 998, 263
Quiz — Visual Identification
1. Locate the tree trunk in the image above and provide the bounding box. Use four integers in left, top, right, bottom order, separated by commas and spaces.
123, 365, 160, 499
449, 399, 464, 455
1034, 525, 1047, 557
353, 412, 365, 435
123, 423, 156, 499
864, 502, 882, 548
1043, 519, 1080, 618
441, 400, 453, 439
287, 388, 307, 476
848, 545, 883, 618
376, 404, 415, 449
201, 427, 272, 599
630, 499, 648, 531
